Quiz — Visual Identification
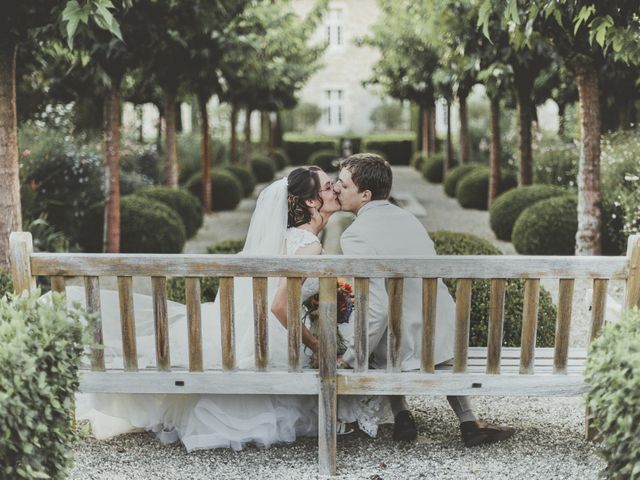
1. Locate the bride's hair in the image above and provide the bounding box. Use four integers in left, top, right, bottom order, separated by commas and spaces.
287, 166, 323, 227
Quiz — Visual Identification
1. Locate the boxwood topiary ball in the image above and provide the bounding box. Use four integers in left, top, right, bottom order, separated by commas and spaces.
225, 165, 256, 197
78, 196, 186, 253
309, 149, 340, 173
269, 149, 289, 171
134, 187, 203, 238
430, 230, 556, 347
489, 185, 568, 241
185, 170, 243, 212
422, 153, 444, 183
456, 168, 517, 210
443, 163, 481, 197
411, 151, 427, 171
250, 156, 276, 183
512, 195, 578, 255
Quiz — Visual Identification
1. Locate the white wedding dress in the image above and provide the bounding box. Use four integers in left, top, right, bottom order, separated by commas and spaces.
71, 227, 391, 451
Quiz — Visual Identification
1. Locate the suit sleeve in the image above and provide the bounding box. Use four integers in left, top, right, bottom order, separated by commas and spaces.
340, 227, 389, 367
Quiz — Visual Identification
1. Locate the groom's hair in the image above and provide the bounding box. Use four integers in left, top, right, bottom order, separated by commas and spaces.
341, 153, 392, 200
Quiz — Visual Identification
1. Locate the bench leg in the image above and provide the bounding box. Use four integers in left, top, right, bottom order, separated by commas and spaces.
318, 379, 337, 476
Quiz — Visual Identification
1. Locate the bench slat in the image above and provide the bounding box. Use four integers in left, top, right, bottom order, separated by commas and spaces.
625, 235, 640, 308
519, 279, 540, 374
84, 276, 105, 371
219, 277, 235, 371
590, 279, 608, 342
554, 279, 574, 374
353, 278, 369, 373
387, 278, 403, 373
287, 277, 302, 372
487, 279, 506, 374
421, 278, 437, 373
454, 279, 472, 373
185, 277, 203, 372
117, 276, 137, 371
151, 277, 170, 371
253, 277, 269, 371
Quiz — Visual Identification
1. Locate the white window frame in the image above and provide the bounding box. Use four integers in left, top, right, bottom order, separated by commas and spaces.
325, 3, 346, 49
323, 88, 346, 131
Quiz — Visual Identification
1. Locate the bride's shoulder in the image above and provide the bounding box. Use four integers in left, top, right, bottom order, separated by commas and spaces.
286, 227, 320, 248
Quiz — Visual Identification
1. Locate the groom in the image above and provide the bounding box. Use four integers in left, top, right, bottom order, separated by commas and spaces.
334, 153, 515, 447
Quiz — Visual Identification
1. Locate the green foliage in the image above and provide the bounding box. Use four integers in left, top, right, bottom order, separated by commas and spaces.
121, 147, 162, 185
533, 142, 579, 189
185, 170, 243, 212
269, 148, 289, 171
601, 191, 628, 256
0, 269, 12, 298
25, 215, 70, 253
455, 167, 517, 210
282, 134, 339, 165
134, 187, 203, 238
586, 308, 640, 479
291, 102, 322, 132
225, 165, 256, 197
177, 133, 228, 185
443, 163, 481, 197
430, 231, 556, 347
0, 291, 86, 479
78, 196, 186, 253
362, 133, 415, 166
411, 151, 427, 171
489, 185, 567, 241
120, 170, 155, 195
512, 195, 578, 255
167, 239, 245, 303
309, 149, 340, 173
370, 102, 405, 131
250, 156, 276, 183
422, 153, 445, 183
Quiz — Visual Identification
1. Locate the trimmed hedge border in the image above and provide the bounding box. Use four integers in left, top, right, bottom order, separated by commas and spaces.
362, 134, 414, 165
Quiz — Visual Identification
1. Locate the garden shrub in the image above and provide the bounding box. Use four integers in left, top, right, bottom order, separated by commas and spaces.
422, 153, 445, 183
533, 143, 579, 189
585, 308, 640, 479
489, 185, 568, 241
250, 156, 276, 183
601, 191, 627, 256
0, 291, 86, 479
78, 196, 186, 253
362, 133, 414, 165
443, 163, 481, 197
411, 151, 427, 171
120, 170, 155, 195
282, 134, 339, 165
455, 167, 517, 210
134, 187, 203, 238
225, 165, 256, 197
512, 195, 578, 255
121, 147, 162, 185
167, 239, 245, 303
185, 170, 243, 212
339, 136, 362, 155
269, 148, 289, 171
430, 231, 556, 347
309, 149, 340, 173
0, 268, 12, 298
178, 134, 228, 185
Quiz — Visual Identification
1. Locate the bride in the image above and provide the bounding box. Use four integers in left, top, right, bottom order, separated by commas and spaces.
67, 166, 390, 451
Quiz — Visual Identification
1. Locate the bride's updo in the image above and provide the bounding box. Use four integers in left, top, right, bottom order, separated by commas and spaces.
287, 166, 323, 228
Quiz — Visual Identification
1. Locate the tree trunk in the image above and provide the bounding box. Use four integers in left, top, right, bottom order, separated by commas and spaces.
137, 105, 144, 143
430, 107, 437, 153
421, 108, 430, 158
557, 102, 566, 139
488, 96, 502, 208
199, 94, 211, 212
268, 111, 277, 156
516, 79, 534, 186
459, 94, 470, 164
156, 103, 163, 153
164, 92, 178, 188
102, 87, 121, 253
230, 103, 238, 164
260, 111, 269, 151
575, 67, 602, 255
446, 99, 454, 172
244, 108, 252, 167
175, 101, 183, 133
0, 40, 21, 269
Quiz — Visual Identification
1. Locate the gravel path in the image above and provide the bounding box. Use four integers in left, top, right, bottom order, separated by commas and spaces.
71, 167, 608, 479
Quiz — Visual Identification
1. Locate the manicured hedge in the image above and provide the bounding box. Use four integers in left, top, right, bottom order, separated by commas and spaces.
0, 291, 85, 479
78, 196, 186, 253
455, 167, 517, 210
422, 153, 445, 183
411, 151, 427, 171
269, 148, 289, 171
362, 133, 415, 165
283, 134, 339, 165
430, 231, 556, 347
309, 149, 340, 173
225, 165, 256, 197
443, 163, 481, 197
185, 170, 243, 212
134, 187, 203, 238
489, 185, 568, 241
250, 155, 276, 183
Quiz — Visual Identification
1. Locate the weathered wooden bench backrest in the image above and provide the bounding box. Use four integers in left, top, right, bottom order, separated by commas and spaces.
9, 232, 640, 475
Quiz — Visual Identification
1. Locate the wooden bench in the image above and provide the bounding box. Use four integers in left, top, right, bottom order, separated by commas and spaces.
9, 231, 640, 475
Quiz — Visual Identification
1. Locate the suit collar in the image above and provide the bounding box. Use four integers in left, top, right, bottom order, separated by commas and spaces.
357, 199, 391, 216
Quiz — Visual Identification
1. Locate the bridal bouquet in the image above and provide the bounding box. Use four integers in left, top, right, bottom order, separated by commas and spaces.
303, 279, 354, 364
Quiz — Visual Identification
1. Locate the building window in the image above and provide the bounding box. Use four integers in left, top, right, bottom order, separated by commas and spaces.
324, 89, 344, 127
325, 7, 344, 47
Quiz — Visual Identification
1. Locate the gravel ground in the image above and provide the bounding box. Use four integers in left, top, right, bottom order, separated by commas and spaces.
71, 167, 609, 479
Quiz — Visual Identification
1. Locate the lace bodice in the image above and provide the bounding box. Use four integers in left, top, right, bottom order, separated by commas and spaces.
286, 228, 321, 301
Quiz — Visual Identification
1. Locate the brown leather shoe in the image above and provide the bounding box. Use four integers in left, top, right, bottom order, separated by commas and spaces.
393, 410, 417, 441
460, 420, 515, 447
